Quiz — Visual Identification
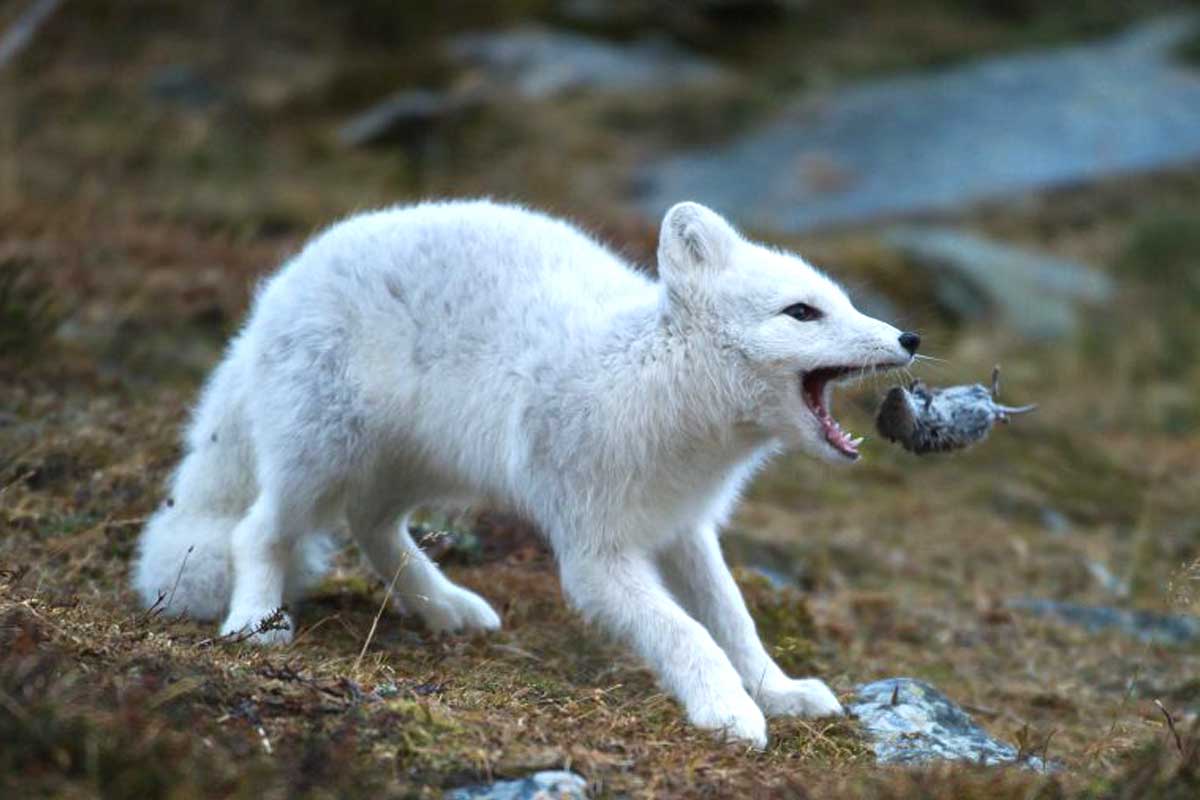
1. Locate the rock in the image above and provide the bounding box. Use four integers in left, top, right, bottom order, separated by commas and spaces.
1039, 508, 1070, 536
636, 14, 1200, 232
446, 25, 728, 100
373, 682, 401, 699
722, 530, 808, 590
0, 0, 63, 71
1008, 599, 1200, 646
1085, 560, 1131, 599
338, 88, 482, 148
444, 770, 588, 800
851, 678, 1045, 768
883, 226, 1112, 339
149, 65, 219, 108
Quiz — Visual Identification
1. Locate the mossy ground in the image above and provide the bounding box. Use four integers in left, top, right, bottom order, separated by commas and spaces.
2, 2, 1199, 797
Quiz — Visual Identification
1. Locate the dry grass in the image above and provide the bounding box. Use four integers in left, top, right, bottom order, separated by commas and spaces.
3, 2, 1200, 797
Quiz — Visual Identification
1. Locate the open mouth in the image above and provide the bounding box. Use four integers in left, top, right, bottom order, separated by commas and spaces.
801, 366, 870, 460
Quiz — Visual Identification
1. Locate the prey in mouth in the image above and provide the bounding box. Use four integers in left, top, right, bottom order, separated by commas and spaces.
801, 365, 896, 460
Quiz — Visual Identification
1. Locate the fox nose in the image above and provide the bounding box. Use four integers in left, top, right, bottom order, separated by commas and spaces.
899, 332, 921, 355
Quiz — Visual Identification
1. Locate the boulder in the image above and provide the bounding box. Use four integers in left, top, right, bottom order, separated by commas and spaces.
636, 15, 1200, 232
883, 226, 1112, 339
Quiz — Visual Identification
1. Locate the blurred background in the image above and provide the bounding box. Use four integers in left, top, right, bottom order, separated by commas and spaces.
2, 1, 1199, 797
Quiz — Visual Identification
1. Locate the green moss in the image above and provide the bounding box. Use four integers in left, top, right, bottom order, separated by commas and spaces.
371, 698, 474, 775
739, 570, 817, 647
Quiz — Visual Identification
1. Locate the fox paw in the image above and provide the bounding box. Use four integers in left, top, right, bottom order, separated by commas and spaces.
755, 677, 844, 718
219, 608, 294, 645
688, 688, 769, 749
407, 583, 501, 634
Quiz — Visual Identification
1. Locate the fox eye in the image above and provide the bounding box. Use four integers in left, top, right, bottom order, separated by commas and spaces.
782, 302, 822, 322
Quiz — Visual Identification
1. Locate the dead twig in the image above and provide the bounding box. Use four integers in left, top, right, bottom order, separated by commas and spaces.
1155, 699, 1185, 757
195, 607, 290, 648
165, 545, 194, 612
352, 554, 408, 674
136, 590, 168, 625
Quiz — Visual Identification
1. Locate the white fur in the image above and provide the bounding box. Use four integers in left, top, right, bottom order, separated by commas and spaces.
132, 200, 913, 747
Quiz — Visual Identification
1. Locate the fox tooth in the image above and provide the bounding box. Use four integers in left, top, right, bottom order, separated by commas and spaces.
851, 436, 864, 447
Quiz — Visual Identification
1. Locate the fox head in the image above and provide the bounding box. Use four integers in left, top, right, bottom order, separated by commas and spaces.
657, 202, 919, 463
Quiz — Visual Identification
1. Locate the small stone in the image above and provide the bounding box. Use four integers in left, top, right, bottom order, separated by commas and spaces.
1040, 508, 1070, 536
338, 88, 481, 148
1085, 560, 1131, 598
443, 770, 588, 800
149, 65, 219, 108
373, 682, 400, 699
851, 678, 1046, 768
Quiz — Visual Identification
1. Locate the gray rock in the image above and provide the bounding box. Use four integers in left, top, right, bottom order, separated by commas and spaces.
722, 530, 807, 590
1008, 598, 1200, 645
373, 682, 401, 699
883, 226, 1112, 339
1085, 560, 1131, 599
444, 770, 588, 800
637, 14, 1200, 232
1040, 508, 1071, 536
0, 0, 63, 71
851, 678, 1045, 768
446, 25, 728, 100
149, 65, 219, 108
338, 89, 482, 148
745, 564, 796, 591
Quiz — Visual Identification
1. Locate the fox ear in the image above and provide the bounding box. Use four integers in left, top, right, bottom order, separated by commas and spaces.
657, 202, 737, 282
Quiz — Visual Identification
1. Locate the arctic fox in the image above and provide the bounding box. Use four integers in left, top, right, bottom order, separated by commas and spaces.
133, 200, 919, 747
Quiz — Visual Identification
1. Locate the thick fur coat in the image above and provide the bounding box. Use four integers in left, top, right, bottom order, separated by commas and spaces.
133, 200, 917, 747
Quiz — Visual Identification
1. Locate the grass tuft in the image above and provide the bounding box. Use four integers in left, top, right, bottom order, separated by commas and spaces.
0, 257, 61, 358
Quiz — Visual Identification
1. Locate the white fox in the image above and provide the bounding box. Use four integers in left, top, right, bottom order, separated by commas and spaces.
133, 200, 919, 747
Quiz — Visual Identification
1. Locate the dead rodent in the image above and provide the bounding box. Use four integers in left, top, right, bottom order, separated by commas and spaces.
875, 367, 1035, 454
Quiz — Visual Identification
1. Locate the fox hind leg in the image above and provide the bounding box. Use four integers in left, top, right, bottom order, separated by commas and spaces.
220, 490, 326, 644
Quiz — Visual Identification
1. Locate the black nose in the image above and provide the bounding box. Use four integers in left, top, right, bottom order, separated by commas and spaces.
899, 332, 921, 355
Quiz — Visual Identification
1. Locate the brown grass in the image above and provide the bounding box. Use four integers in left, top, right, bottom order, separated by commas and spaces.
2, 2, 1199, 797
